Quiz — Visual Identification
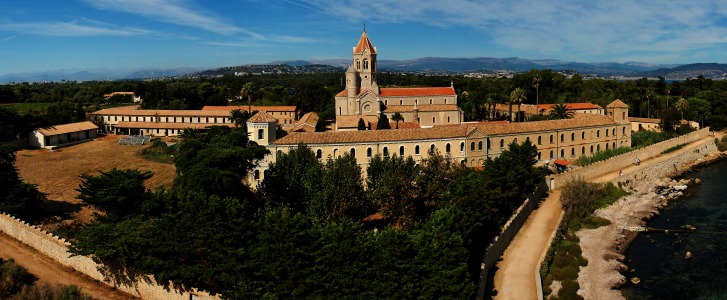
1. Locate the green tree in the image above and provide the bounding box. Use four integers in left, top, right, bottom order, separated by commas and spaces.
257, 144, 322, 213
309, 153, 369, 222
675, 97, 688, 120
76, 168, 155, 221
366, 154, 418, 227
357, 118, 366, 130
229, 109, 253, 129
509, 87, 526, 122
376, 113, 391, 129
391, 112, 404, 129
240, 82, 256, 113
549, 103, 575, 119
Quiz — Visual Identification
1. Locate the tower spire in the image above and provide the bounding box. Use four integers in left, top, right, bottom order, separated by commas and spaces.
363, 22, 366, 32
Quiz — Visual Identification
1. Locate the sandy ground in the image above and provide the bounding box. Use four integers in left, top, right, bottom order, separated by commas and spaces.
15, 134, 176, 222
0, 231, 136, 299
493, 189, 562, 300
493, 133, 718, 300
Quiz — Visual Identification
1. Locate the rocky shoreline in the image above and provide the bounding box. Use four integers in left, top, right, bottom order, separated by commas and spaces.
576, 149, 726, 300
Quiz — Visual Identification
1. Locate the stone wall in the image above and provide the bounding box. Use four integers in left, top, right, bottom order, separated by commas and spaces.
0, 212, 219, 299
548, 128, 712, 189
476, 180, 549, 300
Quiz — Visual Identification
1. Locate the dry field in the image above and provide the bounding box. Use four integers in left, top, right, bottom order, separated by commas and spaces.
15, 135, 176, 221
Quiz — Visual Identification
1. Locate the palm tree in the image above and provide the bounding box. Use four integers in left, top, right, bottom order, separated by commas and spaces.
675, 97, 688, 120
665, 84, 671, 108
549, 103, 574, 120
391, 112, 404, 129
643, 89, 654, 118
485, 97, 495, 121
509, 88, 527, 122
532, 76, 541, 105
240, 82, 256, 113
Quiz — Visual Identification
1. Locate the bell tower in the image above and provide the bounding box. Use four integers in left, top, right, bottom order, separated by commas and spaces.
353, 27, 377, 90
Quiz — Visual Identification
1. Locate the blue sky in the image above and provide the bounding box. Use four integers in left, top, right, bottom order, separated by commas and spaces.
1, 0, 727, 75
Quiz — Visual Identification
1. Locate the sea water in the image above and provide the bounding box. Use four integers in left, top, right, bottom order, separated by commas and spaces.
621, 158, 727, 299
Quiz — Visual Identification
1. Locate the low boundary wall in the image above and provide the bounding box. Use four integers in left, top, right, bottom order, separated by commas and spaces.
0, 212, 218, 299
476, 180, 549, 300
548, 128, 711, 189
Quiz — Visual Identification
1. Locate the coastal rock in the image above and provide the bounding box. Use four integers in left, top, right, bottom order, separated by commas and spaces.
673, 185, 688, 191
685, 251, 693, 259
631, 277, 641, 285
695, 178, 702, 184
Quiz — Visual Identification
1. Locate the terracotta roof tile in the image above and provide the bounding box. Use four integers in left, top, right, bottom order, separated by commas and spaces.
248, 111, 278, 123
93, 106, 232, 117
202, 105, 296, 112
336, 115, 379, 129
379, 87, 455, 97
36, 121, 98, 136
384, 104, 460, 113
354, 31, 376, 54
275, 125, 473, 145
474, 113, 616, 135
607, 99, 629, 108
537, 103, 603, 110
115, 122, 233, 129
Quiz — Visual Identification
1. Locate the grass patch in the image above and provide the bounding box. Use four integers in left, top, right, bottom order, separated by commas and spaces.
661, 143, 687, 154
141, 140, 176, 164
574, 147, 632, 166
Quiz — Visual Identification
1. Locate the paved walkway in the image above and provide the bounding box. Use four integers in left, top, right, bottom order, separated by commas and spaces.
492, 133, 718, 300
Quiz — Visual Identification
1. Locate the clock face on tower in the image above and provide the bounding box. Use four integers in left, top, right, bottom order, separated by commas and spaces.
363, 103, 372, 112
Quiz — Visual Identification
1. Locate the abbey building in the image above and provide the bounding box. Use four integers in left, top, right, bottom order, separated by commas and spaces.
335, 30, 462, 129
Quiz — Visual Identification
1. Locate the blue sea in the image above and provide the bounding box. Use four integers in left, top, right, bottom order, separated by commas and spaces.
621, 158, 727, 299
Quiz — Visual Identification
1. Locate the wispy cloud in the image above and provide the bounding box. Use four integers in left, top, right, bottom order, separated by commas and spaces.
82, 0, 243, 35
0, 36, 16, 42
290, 0, 727, 62
0, 21, 151, 36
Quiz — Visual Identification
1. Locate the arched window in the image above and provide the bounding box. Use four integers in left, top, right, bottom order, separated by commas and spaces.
471, 142, 475, 151
316, 149, 322, 159
447, 116, 451, 123
582, 131, 585, 140
613, 142, 616, 149
432, 117, 436, 123
254, 169, 260, 180
356, 59, 361, 69
383, 147, 389, 157
500, 139, 504, 148
350, 148, 356, 158
333, 148, 339, 158
560, 149, 565, 158
550, 135, 554, 144
623, 127, 626, 135
258, 129, 264, 140
582, 146, 585, 155
549, 150, 554, 159
400, 100, 403, 105
597, 130, 600, 137
590, 145, 594, 153
461, 159, 467, 166
460, 142, 464, 152
478, 141, 483, 151
367, 147, 372, 158
606, 143, 609, 150
430, 144, 436, 152
571, 132, 575, 141
597, 144, 601, 151
538, 136, 542, 145
363, 59, 369, 70
561, 134, 564, 142
606, 129, 609, 137
571, 148, 575, 156
415, 145, 420, 155
538, 152, 542, 160
400, 146, 405, 156
446, 143, 451, 153
612, 128, 616, 136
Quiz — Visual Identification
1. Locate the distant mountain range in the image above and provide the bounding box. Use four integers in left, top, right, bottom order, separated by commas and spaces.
2, 58, 726, 83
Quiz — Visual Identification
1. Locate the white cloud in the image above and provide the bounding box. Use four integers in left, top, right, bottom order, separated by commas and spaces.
82, 0, 243, 35
291, 0, 727, 62
0, 21, 151, 36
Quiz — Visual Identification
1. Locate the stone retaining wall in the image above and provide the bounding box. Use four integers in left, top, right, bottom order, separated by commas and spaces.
476, 180, 549, 300
548, 128, 711, 189
0, 212, 218, 299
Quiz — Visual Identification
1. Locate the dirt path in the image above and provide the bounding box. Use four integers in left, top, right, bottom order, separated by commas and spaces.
492, 132, 718, 300
0, 231, 135, 299
493, 189, 562, 300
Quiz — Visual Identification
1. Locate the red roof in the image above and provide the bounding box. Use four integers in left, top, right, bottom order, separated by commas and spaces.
354, 31, 376, 54
379, 87, 455, 97
553, 159, 572, 166
537, 103, 602, 110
